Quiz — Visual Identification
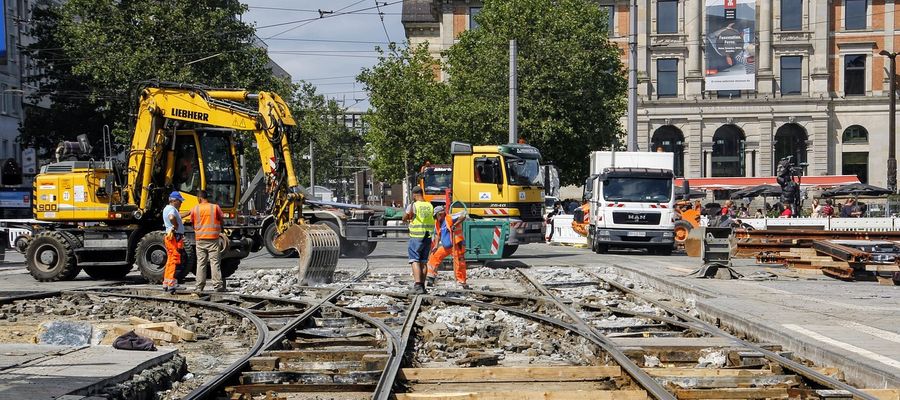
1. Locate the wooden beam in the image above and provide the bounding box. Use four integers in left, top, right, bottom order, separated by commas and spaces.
395, 390, 647, 400
226, 383, 376, 394
400, 366, 622, 383
674, 388, 789, 399
643, 368, 775, 377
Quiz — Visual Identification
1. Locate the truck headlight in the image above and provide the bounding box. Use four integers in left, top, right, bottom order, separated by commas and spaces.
599, 230, 611, 236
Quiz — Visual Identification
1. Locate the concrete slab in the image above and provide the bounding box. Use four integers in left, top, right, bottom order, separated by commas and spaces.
0, 344, 176, 399
0, 344, 71, 369
591, 254, 900, 389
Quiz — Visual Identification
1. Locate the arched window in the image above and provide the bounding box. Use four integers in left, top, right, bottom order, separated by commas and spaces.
842, 125, 868, 144
651, 126, 685, 177
712, 125, 745, 177
774, 123, 808, 166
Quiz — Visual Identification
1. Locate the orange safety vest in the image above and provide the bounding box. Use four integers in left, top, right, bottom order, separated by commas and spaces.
191, 203, 223, 240
433, 214, 465, 247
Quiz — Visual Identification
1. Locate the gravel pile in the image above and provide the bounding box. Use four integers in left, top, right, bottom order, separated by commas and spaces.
532, 268, 594, 285
413, 303, 598, 366
466, 267, 520, 280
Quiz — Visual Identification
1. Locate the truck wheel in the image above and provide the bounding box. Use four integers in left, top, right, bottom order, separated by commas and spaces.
502, 245, 519, 258
221, 258, 240, 278
595, 244, 609, 254
264, 223, 296, 258
25, 231, 81, 282
136, 231, 168, 284
83, 265, 132, 280
653, 247, 673, 256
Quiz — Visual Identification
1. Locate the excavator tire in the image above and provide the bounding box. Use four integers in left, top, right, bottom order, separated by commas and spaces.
83, 265, 132, 280
191, 257, 240, 279
26, 231, 81, 282
136, 231, 168, 284
264, 223, 297, 258
501, 244, 519, 258
273, 223, 341, 285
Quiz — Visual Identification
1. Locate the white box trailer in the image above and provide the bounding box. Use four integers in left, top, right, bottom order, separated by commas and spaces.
584, 151, 676, 255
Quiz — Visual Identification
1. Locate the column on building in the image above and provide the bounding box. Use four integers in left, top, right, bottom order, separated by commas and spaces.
758, 116, 774, 176
687, 117, 703, 177
684, 0, 703, 95
637, 0, 650, 97
810, 116, 829, 176
757, 0, 774, 94
809, 0, 830, 94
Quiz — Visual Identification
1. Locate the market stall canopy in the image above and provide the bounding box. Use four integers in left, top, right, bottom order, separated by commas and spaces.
729, 184, 782, 199
675, 185, 706, 199
820, 183, 893, 198
674, 175, 860, 190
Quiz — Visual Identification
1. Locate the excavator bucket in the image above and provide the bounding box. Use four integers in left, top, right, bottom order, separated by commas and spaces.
273, 224, 341, 285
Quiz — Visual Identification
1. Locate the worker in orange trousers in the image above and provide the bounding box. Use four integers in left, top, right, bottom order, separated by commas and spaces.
426, 206, 469, 289
162, 191, 187, 294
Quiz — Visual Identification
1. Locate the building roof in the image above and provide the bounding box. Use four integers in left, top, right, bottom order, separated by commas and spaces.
401, 0, 439, 23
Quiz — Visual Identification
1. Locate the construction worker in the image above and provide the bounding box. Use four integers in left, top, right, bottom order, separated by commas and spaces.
426, 205, 469, 289
403, 186, 434, 294
162, 191, 186, 294
571, 199, 590, 237
190, 190, 225, 292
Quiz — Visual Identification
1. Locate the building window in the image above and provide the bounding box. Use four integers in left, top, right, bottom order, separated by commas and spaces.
712, 125, 745, 177
780, 56, 802, 95
657, 0, 678, 34
657, 58, 678, 98
603, 5, 615, 35
844, 54, 866, 95
469, 7, 482, 30
842, 152, 868, 183
781, 0, 802, 31
651, 126, 685, 177
842, 125, 869, 144
717, 90, 741, 99
774, 123, 807, 166
845, 0, 867, 30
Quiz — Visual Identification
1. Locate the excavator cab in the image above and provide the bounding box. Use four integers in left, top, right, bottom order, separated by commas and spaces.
167, 129, 240, 215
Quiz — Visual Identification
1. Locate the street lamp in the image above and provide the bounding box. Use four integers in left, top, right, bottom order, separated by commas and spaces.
879, 50, 898, 193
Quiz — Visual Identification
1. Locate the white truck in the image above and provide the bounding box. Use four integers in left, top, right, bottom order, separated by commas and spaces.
583, 151, 676, 255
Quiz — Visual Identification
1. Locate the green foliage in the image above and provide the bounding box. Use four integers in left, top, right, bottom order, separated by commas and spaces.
289, 82, 366, 192
357, 43, 452, 183
359, 0, 625, 186
445, 0, 626, 186
21, 0, 292, 152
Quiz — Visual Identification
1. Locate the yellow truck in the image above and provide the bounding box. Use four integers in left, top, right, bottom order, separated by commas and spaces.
449, 142, 545, 257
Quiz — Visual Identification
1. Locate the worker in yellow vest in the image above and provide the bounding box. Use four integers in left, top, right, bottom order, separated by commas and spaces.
403, 186, 434, 294
190, 190, 225, 292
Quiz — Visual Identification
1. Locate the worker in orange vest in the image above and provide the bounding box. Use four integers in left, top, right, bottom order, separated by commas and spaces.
190, 190, 225, 292
571, 200, 590, 237
426, 206, 469, 289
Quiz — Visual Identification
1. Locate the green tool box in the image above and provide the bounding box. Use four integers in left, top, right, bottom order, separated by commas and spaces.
449, 201, 508, 262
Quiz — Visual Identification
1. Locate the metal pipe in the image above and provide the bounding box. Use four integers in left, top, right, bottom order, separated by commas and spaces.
509, 39, 518, 144
627, 0, 638, 151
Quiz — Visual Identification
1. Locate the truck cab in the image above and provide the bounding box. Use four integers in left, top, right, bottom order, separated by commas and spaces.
419, 163, 452, 205
586, 152, 676, 255
450, 142, 545, 255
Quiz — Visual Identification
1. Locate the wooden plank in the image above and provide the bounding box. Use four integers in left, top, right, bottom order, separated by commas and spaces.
643, 368, 775, 377
161, 323, 196, 341
227, 383, 376, 394
611, 337, 737, 348
261, 349, 386, 362
658, 374, 800, 389
133, 327, 177, 343
395, 390, 647, 400
129, 316, 153, 325
865, 264, 900, 272
400, 366, 622, 383
674, 388, 789, 399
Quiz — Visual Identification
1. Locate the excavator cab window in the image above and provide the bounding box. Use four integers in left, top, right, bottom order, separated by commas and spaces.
173, 135, 201, 194
199, 133, 237, 208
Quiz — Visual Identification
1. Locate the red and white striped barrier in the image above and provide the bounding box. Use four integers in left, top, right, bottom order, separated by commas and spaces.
482, 208, 510, 215
490, 226, 502, 255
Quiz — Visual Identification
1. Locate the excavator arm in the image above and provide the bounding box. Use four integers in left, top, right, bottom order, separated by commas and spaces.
126, 84, 339, 283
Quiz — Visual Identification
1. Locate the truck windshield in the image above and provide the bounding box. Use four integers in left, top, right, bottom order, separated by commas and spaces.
199, 134, 237, 207
423, 169, 451, 194
603, 178, 672, 203
506, 158, 542, 186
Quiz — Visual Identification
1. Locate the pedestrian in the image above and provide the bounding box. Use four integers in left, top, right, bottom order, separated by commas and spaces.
809, 198, 821, 218
840, 198, 855, 218
190, 190, 225, 292
821, 199, 835, 217
162, 191, 187, 294
403, 186, 434, 294
721, 200, 735, 217
779, 202, 793, 218
754, 208, 764, 218
426, 205, 469, 289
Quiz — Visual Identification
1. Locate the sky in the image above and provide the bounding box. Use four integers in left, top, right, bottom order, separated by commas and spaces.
242, 0, 407, 111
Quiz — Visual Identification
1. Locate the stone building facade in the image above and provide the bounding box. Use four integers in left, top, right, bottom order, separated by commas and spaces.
402, 0, 899, 187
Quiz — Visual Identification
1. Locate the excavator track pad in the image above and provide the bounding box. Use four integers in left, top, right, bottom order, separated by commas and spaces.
273, 224, 341, 285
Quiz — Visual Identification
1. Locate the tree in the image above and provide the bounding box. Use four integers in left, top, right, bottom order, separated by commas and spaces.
444, 0, 626, 186
357, 43, 451, 185
20, 0, 291, 153
289, 82, 366, 198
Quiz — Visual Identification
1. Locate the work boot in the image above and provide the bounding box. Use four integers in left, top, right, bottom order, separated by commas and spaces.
425, 276, 436, 288
458, 282, 471, 290
412, 283, 427, 295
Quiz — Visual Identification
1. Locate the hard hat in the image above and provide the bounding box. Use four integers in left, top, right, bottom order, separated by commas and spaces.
169, 191, 185, 201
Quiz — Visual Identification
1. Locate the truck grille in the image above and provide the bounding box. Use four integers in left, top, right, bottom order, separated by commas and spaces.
612, 212, 661, 225
514, 203, 544, 220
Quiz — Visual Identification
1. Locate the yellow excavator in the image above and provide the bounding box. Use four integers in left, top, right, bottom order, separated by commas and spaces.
26, 82, 339, 284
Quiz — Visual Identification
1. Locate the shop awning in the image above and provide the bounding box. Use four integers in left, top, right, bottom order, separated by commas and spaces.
674, 175, 861, 190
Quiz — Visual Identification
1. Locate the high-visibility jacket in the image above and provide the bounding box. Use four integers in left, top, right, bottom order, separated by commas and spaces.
190, 202, 224, 240
434, 213, 465, 248
408, 201, 435, 238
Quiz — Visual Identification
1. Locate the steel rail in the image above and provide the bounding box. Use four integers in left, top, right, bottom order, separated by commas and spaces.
64, 290, 270, 400
0, 290, 61, 304
373, 294, 422, 400
515, 270, 677, 400
584, 268, 879, 400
